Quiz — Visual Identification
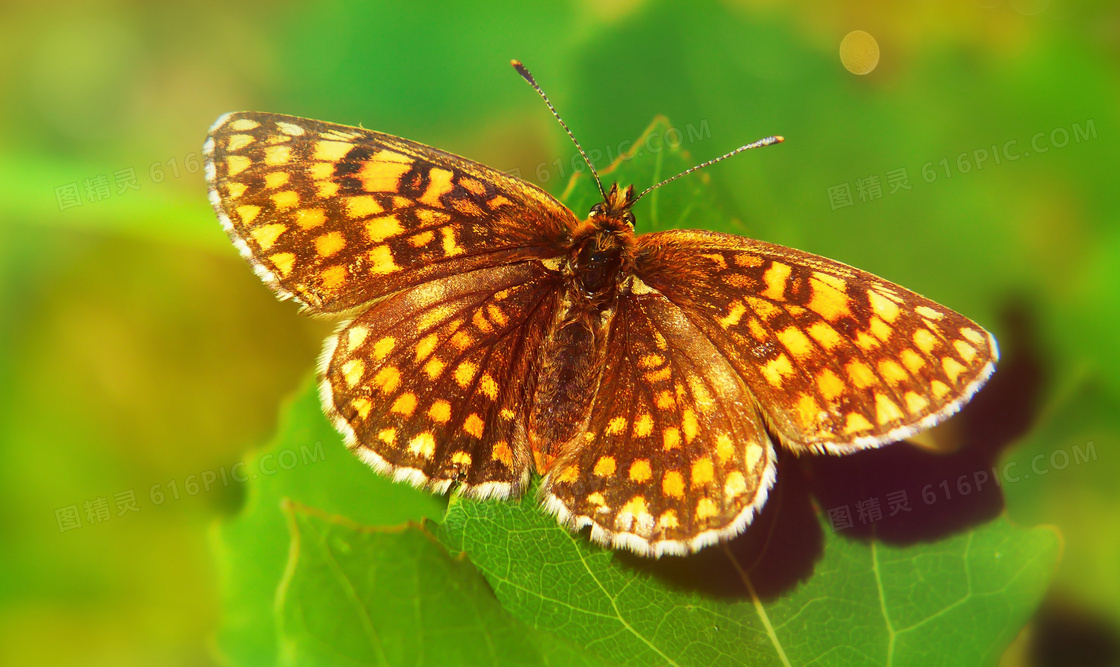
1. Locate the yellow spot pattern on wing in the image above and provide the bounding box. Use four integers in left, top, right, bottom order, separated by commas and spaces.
264, 171, 289, 189
954, 340, 978, 363
943, 357, 967, 384
808, 321, 842, 350
271, 190, 299, 210
227, 155, 251, 177
682, 409, 699, 444
961, 327, 986, 346
440, 227, 463, 257
868, 290, 900, 322
606, 417, 627, 435
373, 366, 400, 394
269, 252, 295, 277
875, 394, 903, 425
368, 245, 398, 274
718, 302, 746, 329
761, 262, 791, 301
423, 357, 445, 380
696, 497, 719, 520
408, 432, 435, 459
691, 458, 714, 486
341, 359, 364, 387
913, 328, 938, 354
297, 208, 326, 230
846, 413, 874, 432
817, 369, 846, 401
762, 353, 795, 387
846, 360, 877, 389
360, 160, 411, 192
428, 400, 451, 423
454, 362, 476, 388
391, 392, 417, 416
656, 390, 675, 410
901, 348, 926, 373
236, 204, 261, 225
420, 168, 454, 206
314, 140, 352, 161
229, 118, 259, 131
315, 232, 346, 257
715, 434, 735, 462
869, 317, 893, 343
663, 471, 685, 498
415, 334, 438, 361
633, 414, 654, 438
915, 305, 944, 320
629, 460, 652, 483
491, 441, 513, 466
346, 195, 384, 219
778, 326, 814, 359
808, 275, 852, 322
905, 392, 929, 413
350, 398, 371, 420
320, 266, 346, 289
250, 223, 286, 251
594, 456, 616, 477
346, 326, 369, 350
265, 145, 291, 166
373, 336, 395, 359
463, 414, 485, 438
724, 471, 747, 498
878, 359, 909, 385
479, 374, 499, 400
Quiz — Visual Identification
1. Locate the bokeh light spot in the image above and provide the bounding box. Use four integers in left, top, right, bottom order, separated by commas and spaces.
840, 30, 880, 75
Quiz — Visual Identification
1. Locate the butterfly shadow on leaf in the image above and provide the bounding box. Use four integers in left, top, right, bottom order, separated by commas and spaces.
614, 301, 1043, 601
803, 300, 1043, 547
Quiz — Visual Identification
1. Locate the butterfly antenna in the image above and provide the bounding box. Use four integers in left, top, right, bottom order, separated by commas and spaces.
634, 135, 785, 202
512, 60, 607, 201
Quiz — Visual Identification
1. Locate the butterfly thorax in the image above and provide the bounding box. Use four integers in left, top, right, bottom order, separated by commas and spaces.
567, 183, 638, 302
526, 185, 640, 470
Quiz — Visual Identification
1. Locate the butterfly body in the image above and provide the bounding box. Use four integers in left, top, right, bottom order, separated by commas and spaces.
205, 110, 997, 558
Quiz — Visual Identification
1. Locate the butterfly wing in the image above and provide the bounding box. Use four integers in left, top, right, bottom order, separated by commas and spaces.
204, 112, 577, 313
634, 229, 998, 454
322, 260, 562, 499
540, 289, 777, 557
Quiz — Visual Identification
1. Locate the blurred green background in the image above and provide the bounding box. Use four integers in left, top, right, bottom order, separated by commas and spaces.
1, 0, 1117, 664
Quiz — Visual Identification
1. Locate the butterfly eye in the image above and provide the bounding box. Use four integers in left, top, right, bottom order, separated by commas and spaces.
589, 203, 603, 216
624, 212, 636, 227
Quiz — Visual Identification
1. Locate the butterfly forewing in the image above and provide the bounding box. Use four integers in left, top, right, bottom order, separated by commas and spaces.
542, 289, 777, 557
204, 112, 577, 313
322, 261, 562, 498
635, 229, 998, 454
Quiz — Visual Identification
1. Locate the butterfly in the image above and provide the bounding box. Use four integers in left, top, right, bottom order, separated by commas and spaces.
203, 61, 997, 557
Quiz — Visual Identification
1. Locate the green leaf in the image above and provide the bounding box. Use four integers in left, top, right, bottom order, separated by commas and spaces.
440, 481, 1059, 666
276, 501, 611, 667
213, 377, 447, 667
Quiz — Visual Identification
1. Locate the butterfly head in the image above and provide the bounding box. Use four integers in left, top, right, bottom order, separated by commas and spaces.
589, 183, 637, 231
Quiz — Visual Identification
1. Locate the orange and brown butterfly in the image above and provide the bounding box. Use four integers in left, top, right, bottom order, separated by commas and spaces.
203, 61, 997, 558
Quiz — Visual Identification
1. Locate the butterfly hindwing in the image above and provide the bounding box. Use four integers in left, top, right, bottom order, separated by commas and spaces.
204, 112, 578, 313
322, 260, 562, 499
634, 229, 998, 454
541, 289, 777, 557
